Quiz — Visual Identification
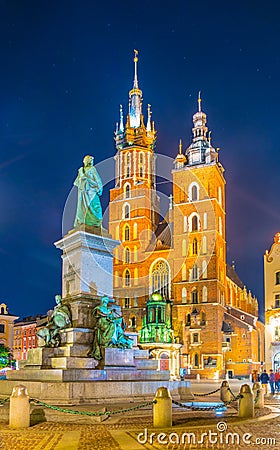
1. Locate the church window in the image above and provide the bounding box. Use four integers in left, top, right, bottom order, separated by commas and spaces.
133, 223, 137, 239
194, 353, 199, 367
124, 225, 130, 241
0, 324, 5, 333
139, 152, 144, 177
202, 260, 207, 279
202, 286, 207, 302
192, 333, 199, 343
124, 183, 131, 199
123, 203, 130, 219
192, 215, 198, 231
182, 287, 187, 303
192, 264, 198, 281
192, 289, 198, 304
186, 314, 191, 326
182, 263, 186, 280
276, 272, 280, 285
189, 182, 199, 201
124, 270, 131, 287
192, 238, 198, 255
125, 247, 130, 263
275, 294, 280, 308
125, 153, 131, 177
134, 246, 138, 262
150, 260, 170, 299
202, 236, 207, 253
203, 212, 208, 230
201, 311, 206, 325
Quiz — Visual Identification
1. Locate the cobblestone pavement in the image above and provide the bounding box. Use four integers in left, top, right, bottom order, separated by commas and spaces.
0, 395, 280, 449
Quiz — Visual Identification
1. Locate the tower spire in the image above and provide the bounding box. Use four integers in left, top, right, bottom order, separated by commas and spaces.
133, 49, 139, 89
198, 91, 202, 112
119, 104, 124, 132
146, 104, 152, 131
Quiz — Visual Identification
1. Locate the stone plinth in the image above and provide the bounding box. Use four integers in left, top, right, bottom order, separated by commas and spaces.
54, 229, 119, 298
98, 348, 136, 369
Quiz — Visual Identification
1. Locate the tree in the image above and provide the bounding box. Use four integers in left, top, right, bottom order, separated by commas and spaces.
0, 345, 15, 368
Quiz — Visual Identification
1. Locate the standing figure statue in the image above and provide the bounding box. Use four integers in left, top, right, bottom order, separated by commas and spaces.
88, 296, 133, 360
37, 295, 72, 347
74, 155, 103, 228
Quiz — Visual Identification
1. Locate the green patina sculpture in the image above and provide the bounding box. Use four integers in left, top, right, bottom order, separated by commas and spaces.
74, 155, 103, 228
37, 295, 72, 347
88, 296, 133, 360
139, 292, 173, 344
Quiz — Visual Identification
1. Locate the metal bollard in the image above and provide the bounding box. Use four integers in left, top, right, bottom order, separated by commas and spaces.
252, 382, 264, 408
9, 385, 30, 428
220, 380, 231, 403
238, 384, 254, 418
153, 387, 172, 428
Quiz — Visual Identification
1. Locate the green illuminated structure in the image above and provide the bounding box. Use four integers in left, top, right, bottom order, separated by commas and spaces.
139, 292, 173, 344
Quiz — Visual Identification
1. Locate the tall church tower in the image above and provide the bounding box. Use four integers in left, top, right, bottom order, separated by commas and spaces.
172, 94, 227, 374
109, 51, 160, 310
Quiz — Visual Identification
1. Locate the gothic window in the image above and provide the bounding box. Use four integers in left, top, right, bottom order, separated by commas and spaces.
276, 272, 280, 285
184, 216, 188, 232
192, 289, 198, 303
192, 215, 198, 231
0, 324, 4, 333
139, 152, 144, 177
123, 203, 130, 219
124, 225, 130, 241
202, 286, 207, 302
133, 223, 137, 238
150, 260, 170, 299
182, 263, 186, 280
182, 287, 187, 303
191, 185, 198, 201
116, 225, 120, 240
202, 260, 207, 279
125, 247, 130, 264
186, 314, 191, 326
202, 236, 207, 254
192, 238, 198, 255
192, 264, 198, 281
218, 186, 222, 206
124, 269, 131, 287
194, 353, 199, 367
124, 183, 131, 199
134, 246, 138, 262
189, 182, 199, 201
126, 153, 131, 177
201, 311, 206, 326
203, 212, 208, 230
124, 297, 131, 308
134, 268, 138, 285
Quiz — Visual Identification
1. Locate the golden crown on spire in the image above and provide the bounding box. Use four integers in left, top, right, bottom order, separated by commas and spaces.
134, 49, 138, 63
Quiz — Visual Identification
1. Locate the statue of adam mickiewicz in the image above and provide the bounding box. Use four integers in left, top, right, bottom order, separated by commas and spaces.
74, 155, 103, 228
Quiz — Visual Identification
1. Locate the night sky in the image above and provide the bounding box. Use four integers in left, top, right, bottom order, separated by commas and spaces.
1, 1, 279, 321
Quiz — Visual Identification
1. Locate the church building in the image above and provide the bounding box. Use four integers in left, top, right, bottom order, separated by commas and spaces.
108, 52, 264, 379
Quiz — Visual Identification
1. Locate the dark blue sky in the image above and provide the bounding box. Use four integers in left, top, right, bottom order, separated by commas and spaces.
1, 1, 279, 320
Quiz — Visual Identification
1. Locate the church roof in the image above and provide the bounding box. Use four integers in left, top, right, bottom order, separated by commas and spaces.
146, 221, 173, 252
226, 263, 244, 289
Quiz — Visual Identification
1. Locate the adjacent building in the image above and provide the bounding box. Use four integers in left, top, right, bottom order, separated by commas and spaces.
13, 314, 47, 361
264, 232, 280, 370
0, 303, 18, 350
108, 52, 264, 378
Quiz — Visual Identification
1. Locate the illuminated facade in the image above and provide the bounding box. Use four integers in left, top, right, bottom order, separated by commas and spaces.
13, 315, 47, 361
0, 303, 18, 350
109, 53, 264, 378
264, 233, 280, 370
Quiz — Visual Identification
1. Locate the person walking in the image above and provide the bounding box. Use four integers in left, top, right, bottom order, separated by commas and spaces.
269, 369, 276, 395
260, 370, 269, 395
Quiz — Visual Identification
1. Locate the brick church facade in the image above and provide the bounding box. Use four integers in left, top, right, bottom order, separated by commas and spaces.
108, 52, 264, 378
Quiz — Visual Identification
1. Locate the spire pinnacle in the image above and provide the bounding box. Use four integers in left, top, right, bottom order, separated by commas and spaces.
133, 49, 139, 89
179, 138, 182, 154
198, 91, 202, 112
119, 104, 124, 132
147, 104, 152, 131
208, 130, 212, 145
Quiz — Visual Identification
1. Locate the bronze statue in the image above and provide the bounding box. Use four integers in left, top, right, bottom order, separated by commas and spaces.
74, 155, 103, 227
37, 295, 72, 347
88, 296, 133, 360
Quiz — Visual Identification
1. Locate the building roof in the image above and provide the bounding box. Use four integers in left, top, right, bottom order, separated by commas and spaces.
146, 221, 173, 252
226, 263, 245, 289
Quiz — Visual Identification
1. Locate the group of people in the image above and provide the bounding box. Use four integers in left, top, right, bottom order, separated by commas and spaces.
252, 368, 280, 395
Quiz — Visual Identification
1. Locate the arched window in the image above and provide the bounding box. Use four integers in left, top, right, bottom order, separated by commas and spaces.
123, 203, 130, 219
125, 247, 130, 263
124, 225, 130, 241
203, 212, 208, 230
202, 286, 207, 302
115, 247, 119, 262
150, 260, 170, 299
182, 263, 186, 280
192, 215, 198, 231
202, 236, 207, 254
125, 153, 131, 177
202, 260, 207, 278
133, 223, 137, 239
124, 183, 131, 199
131, 316, 136, 328
186, 313, 191, 326
192, 238, 198, 255
201, 311, 206, 325
194, 353, 199, 367
192, 264, 198, 281
189, 182, 199, 201
124, 269, 131, 287
182, 287, 187, 304
139, 152, 144, 177
192, 289, 198, 304
182, 239, 187, 256
0, 307, 4, 315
